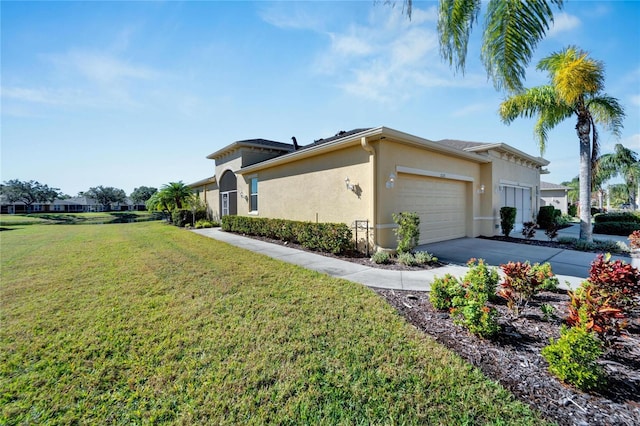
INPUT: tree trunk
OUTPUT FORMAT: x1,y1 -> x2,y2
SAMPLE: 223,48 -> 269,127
577,112 -> 593,242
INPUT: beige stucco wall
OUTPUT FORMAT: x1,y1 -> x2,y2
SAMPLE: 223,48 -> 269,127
374,139 -> 485,248
192,182 -> 220,220
486,150 -> 542,233
238,145 -> 372,224
541,189 -> 568,214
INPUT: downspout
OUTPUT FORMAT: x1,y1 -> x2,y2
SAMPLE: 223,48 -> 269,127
360,136 -> 378,251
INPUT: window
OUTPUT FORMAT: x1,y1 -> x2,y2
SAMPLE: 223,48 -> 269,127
250,177 -> 258,212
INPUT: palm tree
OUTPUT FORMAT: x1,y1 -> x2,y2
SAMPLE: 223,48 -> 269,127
596,144 -> 640,209
399,0 -> 565,93
160,181 -> 192,210
500,46 -> 625,242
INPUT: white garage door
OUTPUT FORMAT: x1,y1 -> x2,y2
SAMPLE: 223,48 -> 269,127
398,175 -> 467,244
500,186 -> 532,230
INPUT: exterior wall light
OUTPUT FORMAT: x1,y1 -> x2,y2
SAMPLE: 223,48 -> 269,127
345,177 -> 355,191
477,184 -> 485,194
386,172 -> 396,189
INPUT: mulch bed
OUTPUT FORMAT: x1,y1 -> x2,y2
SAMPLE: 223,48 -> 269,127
376,289 -> 640,426
226,231 -> 640,424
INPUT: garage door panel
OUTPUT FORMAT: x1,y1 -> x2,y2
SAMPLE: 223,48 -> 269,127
399,175 -> 466,244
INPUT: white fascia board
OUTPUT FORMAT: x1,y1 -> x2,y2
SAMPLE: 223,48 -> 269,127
464,143 -> 549,166
188,176 -> 217,188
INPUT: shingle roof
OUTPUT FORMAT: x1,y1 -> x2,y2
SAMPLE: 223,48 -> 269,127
299,128 -> 372,150
541,181 -> 569,190
236,138 -> 294,150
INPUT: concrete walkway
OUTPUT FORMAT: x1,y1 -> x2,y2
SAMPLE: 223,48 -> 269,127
189,228 -> 618,292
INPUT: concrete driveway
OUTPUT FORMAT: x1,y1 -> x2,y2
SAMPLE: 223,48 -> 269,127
418,236 -> 628,279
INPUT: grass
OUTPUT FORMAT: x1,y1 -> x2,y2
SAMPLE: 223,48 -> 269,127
1,222 -> 547,424
0,211 -> 157,226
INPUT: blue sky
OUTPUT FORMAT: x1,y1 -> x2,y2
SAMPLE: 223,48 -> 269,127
2,0 -> 639,196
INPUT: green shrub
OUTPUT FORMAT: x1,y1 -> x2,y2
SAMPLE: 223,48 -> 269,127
371,251 -> 391,264
429,274 -> 466,310
221,216 -> 352,254
396,252 -> 417,266
194,219 -> 219,229
431,259 -> 500,338
593,221 -> 640,236
594,239 -> 628,254
537,206 -> 557,230
534,263 -> 560,291
591,207 -> 603,216
171,209 -> 207,227
393,212 -> 420,253
453,298 -> 499,338
414,251 -> 438,265
463,258 -> 500,302
573,239 -> 596,252
568,203 -> 577,217
541,326 -> 604,391
557,236 -> 577,245
499,207 -> 517,237
593,212 -> 640,223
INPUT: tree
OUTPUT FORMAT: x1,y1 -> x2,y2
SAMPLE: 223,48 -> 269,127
561,177 -> 579,204
160,181 -> 192,210
500,46 -> 625,242
595,144 -> 640,210
398,0 -> 565,93
130,186 -> 158,206
85,186 -> 127,211
0,179 -> 60,213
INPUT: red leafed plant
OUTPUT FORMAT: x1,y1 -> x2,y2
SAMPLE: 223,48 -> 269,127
588,254 -> 640,310
566,287 -> 626,338
498,261 -> 548,317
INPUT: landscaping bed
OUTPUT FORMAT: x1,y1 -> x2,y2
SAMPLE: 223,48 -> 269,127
376,288 -> 640,426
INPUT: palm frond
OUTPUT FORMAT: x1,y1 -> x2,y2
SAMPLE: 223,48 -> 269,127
438,0 -> 482,75
538,46 -> 605,105
587,95 -> 626,138
482,0 -> 564,93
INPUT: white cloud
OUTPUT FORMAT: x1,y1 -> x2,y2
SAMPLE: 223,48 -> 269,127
547,12 -> 581,37
310,6 -> 486,103
452,103 -> 494,118
48,50 -> 161,84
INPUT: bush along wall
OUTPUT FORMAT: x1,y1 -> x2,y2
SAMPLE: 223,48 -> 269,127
500,207 -> 517,237
221,215 -> 352,254
172,209 -> 208,227
537,206 -> 557,230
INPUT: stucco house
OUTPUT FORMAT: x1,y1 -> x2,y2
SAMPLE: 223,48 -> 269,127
189,127 -> 549,252
540,181 -> 570,215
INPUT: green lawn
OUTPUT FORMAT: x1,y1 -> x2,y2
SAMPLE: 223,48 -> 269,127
0,222 -> 546,424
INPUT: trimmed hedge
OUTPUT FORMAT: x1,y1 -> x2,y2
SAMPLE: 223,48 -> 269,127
537,206 -> 558,230
592,221 -> 640,236
221,215 -> 352,254
500,207 -> 517,237
593,212 -> 640,224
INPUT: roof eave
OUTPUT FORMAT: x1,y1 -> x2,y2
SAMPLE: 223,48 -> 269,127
188,176 -> 217,188
238,126 -> 491,174
464,143 -> 549,167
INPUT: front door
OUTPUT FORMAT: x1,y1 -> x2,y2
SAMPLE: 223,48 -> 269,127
221,192 -> 229,216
